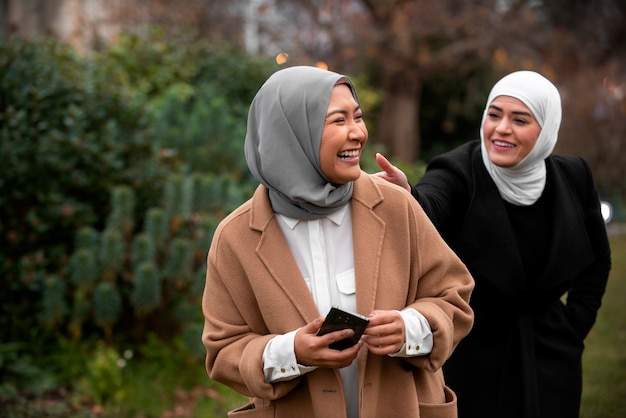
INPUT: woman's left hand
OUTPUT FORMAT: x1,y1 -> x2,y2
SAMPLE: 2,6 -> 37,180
361,310 -> 405,355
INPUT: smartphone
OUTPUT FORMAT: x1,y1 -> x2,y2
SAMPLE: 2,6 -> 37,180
317,306 -> 370,350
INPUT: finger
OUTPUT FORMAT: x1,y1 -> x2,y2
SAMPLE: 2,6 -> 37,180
326,342 -> 362,368
375,152 -> 394,173
322,328 -> 355,347
304,317 -> 324,334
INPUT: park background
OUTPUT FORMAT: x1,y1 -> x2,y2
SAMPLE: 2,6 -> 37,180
1,1 -> 625,417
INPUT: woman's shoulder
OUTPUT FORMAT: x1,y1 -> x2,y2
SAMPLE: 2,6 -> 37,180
550,153 -> 587,167
428,140 -> 481,170
214,185 -> 269,236
355,173 -> 422,209
420,141 -> 482,189
549,154 -> 593,183
548,154 -> 599,206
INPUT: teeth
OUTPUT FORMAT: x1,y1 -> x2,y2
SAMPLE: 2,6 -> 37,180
493,140 -> 514,148
338,150 -> 359,158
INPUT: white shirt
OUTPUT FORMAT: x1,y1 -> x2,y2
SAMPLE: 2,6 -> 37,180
262,203 -> 433,417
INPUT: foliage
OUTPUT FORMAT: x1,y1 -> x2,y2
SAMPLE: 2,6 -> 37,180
0,33 -> 275,415
0,335 -> 246,418
45,172 -> 247,347
419,65 -> 495,162
0,37 -> 165,267
0,37 -> 167,350
95,27 -> 278,178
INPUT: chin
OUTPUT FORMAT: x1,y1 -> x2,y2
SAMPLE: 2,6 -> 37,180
488,153 -> 515,168
492,160 -> 516,168
333,171 -> 361,184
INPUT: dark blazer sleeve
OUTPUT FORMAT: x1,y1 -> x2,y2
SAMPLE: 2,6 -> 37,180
558,156 -> 612,340
409,142 -> 476,236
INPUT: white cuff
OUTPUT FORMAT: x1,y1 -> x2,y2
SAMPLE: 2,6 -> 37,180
262,329 -> 317,383
389,308 -> 433,357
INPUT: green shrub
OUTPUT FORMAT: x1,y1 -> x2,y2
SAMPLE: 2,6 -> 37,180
0,37 -> 167,347
0,31 -> 276,412
0,37 -> 165,267
59,175 -> 228,344
94,28 -> 277,178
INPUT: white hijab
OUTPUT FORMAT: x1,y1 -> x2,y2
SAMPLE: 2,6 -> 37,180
479,71 -> 562,206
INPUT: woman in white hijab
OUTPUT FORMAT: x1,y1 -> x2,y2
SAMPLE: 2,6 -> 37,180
202,66 -> 474,418
375,70 -> 611,418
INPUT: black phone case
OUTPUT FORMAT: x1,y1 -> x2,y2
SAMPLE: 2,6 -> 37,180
317,307 -> 369,350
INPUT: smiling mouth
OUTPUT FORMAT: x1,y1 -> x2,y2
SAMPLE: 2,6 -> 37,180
338,150 -> 359,159
493,140 -> 514,148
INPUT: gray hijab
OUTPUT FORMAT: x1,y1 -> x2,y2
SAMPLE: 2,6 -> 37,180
244,66 -> 358,219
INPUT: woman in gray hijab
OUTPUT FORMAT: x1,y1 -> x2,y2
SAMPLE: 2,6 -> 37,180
202,66 -> 474,418
375,70 -> 611,418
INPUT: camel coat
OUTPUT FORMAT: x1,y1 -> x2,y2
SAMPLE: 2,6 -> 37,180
202,173 -> 474,418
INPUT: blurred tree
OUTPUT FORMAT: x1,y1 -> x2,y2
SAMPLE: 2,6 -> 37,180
266,0 -> 625,193
5,0 -> 623,193
533,0 -> 626,196
352,0 -> 603,162
541,0 -> 626,65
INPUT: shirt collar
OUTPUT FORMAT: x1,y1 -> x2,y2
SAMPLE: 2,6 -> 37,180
278,203 -> 349,230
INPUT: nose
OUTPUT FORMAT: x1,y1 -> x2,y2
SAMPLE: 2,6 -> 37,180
348,121 -> 367,143
495,118 -> 512,134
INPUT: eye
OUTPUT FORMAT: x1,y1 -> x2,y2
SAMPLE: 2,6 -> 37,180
513,117 -> 529,125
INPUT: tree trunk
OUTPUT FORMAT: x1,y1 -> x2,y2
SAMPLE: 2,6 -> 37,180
378,70 -> 422,163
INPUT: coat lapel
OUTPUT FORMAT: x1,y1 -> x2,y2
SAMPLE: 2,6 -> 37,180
455,158 -> 526,299
537,158 -> 594,290
251,185 -> 322,325
351,174 -> 386,316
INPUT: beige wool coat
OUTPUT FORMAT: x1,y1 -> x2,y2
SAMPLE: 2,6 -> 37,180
202,173 -> 474,418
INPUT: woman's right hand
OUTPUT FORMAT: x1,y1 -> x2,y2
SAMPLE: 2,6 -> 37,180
294,317 -> 361,368
373,153 -> 411,192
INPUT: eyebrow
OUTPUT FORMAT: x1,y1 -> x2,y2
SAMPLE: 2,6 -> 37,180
326,105 -> 361,118
488,104 -> 533,118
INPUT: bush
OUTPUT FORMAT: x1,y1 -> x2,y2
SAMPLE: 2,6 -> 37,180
0,35 -> 167,378
0,31 -> 275,413
96,28 -> 278,179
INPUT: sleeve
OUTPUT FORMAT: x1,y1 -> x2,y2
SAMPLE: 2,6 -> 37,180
263,331 -> 317,382
201,218 -> 303,400
564,158 -> 612,340
410,149 -> 471,235
389,308 -> 433,357
399,189 -> 475,372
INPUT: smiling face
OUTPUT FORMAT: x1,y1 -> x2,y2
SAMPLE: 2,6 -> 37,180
482,96 -> 542,168
319,83 -> 368,184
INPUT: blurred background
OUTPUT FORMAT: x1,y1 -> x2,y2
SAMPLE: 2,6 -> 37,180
1,1 -> 624,417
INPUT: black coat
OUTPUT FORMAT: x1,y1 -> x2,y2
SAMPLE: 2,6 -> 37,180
411,141 -> 611,418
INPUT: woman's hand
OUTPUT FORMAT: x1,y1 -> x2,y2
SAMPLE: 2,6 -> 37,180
361,310 -> 405,355
373,153 -> 411,193
294,317 -> 362,368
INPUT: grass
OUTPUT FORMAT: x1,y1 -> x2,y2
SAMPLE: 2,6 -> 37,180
580,233 -> 626,418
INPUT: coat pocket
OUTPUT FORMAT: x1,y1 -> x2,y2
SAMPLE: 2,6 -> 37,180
418,385 -> 458,418
228,400 -> 275,417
